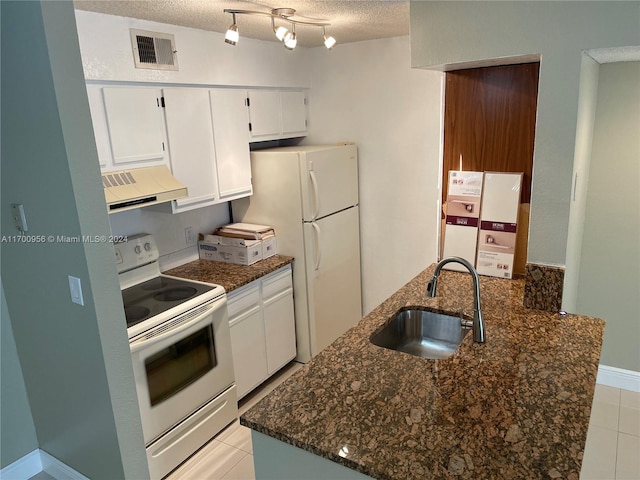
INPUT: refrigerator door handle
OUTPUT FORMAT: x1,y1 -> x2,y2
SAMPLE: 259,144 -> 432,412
309,170 -> 320,221
312,221 -> 322,270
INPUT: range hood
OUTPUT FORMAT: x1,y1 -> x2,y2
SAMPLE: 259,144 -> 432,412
102,165 -> 187,213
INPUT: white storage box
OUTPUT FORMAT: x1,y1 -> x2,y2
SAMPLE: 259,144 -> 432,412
200,233 -> 254,247
261,234 -> 277,259
442,171 -> 484,272
476,172 -> 522,279
198,240 -> 262,265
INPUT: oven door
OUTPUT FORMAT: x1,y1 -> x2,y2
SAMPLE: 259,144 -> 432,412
129,296 -> 235,444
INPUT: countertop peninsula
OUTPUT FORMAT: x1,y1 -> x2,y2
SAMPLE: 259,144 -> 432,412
163,255 -> 294,293
241,264 -> 605,479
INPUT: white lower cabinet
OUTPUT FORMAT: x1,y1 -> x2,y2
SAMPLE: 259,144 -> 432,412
227,265 -> 296,399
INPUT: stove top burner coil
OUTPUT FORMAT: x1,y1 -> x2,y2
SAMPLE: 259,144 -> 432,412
140,278 -> 171,290
125,305 -> 151,324
153,287 -> 198,302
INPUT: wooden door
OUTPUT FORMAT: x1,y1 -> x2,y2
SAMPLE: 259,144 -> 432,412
442,63 -> 539,204
442,63 -> 540,274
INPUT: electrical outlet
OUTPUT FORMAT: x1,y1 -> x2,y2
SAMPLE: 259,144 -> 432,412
185,226 -> 196,246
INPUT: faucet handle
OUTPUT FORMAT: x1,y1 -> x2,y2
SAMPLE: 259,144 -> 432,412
426,276 -> 438,297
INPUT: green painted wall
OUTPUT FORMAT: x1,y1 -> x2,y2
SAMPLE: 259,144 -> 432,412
1,282 -> 38,468
409,1 -> 640,268
576,61 -> 640,372
0,1 -> 148,477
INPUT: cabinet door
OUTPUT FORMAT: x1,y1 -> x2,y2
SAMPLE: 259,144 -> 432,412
228,285 -> 268,399
280,90 -> 307,135
102,87 -> 167,166
263,268 -> 296,374
209,89 -> 252,201
247,90 -> 281,139
163,88 -> 218,211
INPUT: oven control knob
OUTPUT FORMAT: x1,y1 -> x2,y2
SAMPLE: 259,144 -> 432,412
135,245 -> 142,254
144,242 -> 152,252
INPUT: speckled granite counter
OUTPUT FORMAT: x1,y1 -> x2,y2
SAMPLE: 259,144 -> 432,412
241,265 -> 605,479
163,255 -> 294,293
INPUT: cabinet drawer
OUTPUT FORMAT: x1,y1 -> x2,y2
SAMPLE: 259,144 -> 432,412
262,266 -> 293,300
227,283 -> 260,319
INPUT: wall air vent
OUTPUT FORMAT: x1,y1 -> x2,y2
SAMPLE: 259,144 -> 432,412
130,29 -> 178,71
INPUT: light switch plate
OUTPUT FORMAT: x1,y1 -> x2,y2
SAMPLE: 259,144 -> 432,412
68,275 -> 84,306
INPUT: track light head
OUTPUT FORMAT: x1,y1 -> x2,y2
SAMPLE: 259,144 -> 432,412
225,13 -> 238,45
275,26 -> 290,42
284,24 -> 297,50
322,27 -> 336,49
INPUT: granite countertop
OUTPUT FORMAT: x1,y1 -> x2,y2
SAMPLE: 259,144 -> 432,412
163,255 -> 294,293
240,264 -> 605,479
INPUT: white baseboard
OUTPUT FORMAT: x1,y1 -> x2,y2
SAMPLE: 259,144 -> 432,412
40,451 -> 88,480
0,449 -> 41,479
597,364 -> 640,392
0,449 -> 88,480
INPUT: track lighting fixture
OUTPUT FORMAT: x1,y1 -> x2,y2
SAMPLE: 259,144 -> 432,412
224,13 -> 238,45
223,8 -> 336,51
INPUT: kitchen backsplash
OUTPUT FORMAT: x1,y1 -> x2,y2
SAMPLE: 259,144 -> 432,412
109,202 -> 230,270
523,263 -> 565,312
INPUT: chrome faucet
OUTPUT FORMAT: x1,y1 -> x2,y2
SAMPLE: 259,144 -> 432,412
426,257 -> 485,343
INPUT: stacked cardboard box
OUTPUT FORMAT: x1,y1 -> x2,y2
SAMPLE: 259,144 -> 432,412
198,223 -> 277,265
476,173 -> 522,279
441,171 -> 484,272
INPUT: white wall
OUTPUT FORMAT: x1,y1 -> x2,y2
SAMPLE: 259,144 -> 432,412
75,11 -> 446,314
575,61 -> 640,372
75,10 -> 310,87
410,1 -> 640,268
108,203 -> 230,270
74,10 -> 311,265
304,37 -> 443,314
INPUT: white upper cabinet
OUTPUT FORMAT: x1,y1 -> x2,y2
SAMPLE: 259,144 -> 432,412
163,87 -> 219,212
209,89 -> 252,201
247,89 -> 307,142
87,83 -> 254,213
247,90 -> 281,139
87,85 -> 169,171
280,90 -> 307,136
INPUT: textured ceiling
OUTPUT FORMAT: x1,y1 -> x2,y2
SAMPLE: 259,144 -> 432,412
73,0 -> 410,48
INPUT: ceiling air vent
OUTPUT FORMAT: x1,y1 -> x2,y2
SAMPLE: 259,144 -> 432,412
130,29 -> 178,71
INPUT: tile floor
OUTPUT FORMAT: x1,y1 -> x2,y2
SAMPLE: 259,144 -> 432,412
581,384 -> 640,479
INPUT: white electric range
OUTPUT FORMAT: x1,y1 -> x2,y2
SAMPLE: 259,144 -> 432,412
116,233 -> 237,480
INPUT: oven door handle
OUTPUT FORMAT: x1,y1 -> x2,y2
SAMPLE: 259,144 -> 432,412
129,301 -> 220,353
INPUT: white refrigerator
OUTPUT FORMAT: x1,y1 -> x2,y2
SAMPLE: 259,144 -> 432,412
232,144 -> 362,362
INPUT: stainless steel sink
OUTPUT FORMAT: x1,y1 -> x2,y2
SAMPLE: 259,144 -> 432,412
370,308 -> 469,359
